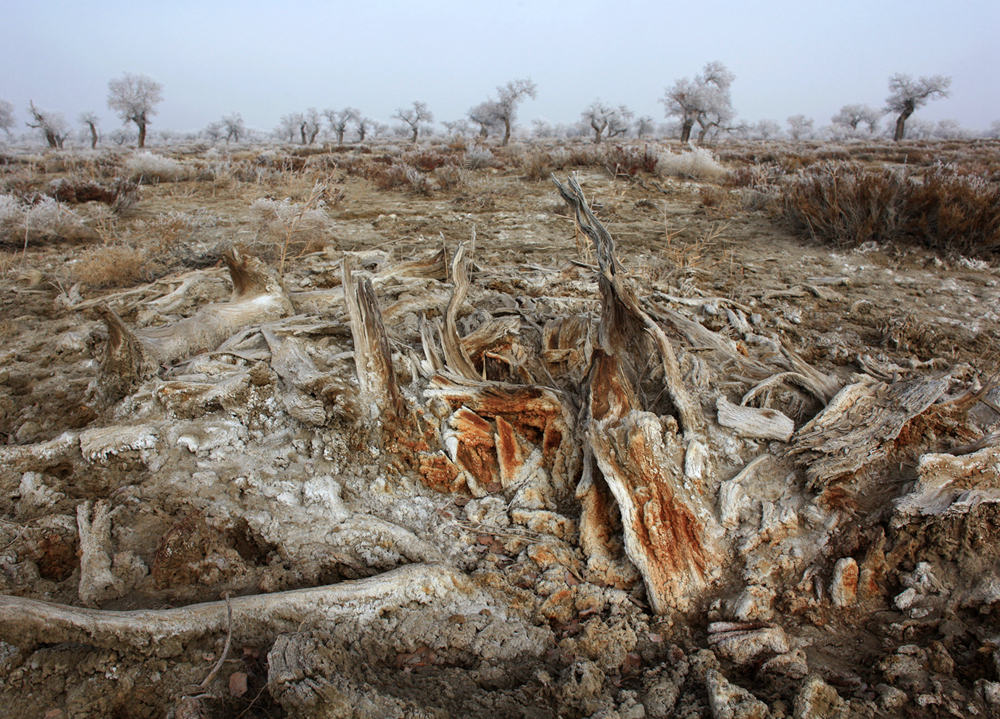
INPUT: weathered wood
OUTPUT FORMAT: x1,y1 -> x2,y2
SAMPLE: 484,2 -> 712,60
342,256 -> 404,422
553,176 -> 721,612
793,374 -> 951,487
441,240 -> 480,380
716,397 -> 795,441
97,248 -> 293,399
0,564 -> 472,654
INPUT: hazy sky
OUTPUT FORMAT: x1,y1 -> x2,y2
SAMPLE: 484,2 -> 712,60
2,0 -> 997,136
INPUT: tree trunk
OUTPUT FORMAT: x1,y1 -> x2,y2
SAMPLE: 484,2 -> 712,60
137,122 -> 146,148
893,111 -> 911,142
680,120 -> 693,144
88,123 -> 98,149
411,127 -> 418,143
502,119 -> 511,146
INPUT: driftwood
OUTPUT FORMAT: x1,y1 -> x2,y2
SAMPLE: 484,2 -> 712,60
0,563 -> 473,654
793,374 -> 951,487
97,248 -> 293,399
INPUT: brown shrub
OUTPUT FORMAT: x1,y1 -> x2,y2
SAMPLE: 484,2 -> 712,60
782,163 -> 1000,257
72,243 -> 148,288
604,145 -> 659,176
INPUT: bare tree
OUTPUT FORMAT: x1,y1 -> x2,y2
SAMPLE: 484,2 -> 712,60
107,73 -> 162,148
222,113 -> 245,143
1,100 -> 16,138
277,114 -> 301,143
786,114 -> 814,140
78,112 -> 100,148
831,104 -> 882,135
323,108 -> 359,144
442,119 -> 472,137
355,115 -> 374,142
394,101 -> 433,143
885,74 -> 950,141
752,119 -> 781,141
581,101 -> 632,143
493,78 -> 537,145
636,116 -> 656,139
299,108 -> 321,144
203,121 -> 224,143
662,61 -> 735,144
26,101 -> 69,148
467,101 -> 501,139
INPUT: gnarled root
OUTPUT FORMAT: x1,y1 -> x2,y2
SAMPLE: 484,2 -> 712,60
0,563 -> 473,655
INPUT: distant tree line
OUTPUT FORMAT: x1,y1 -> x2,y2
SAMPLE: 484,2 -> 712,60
1,67 -> 984,149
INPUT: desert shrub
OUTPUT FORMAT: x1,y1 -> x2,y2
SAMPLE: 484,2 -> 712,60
46,176 -> 140,213
464,146 -> 496,169
604,145 -> 659,176
370,162 -> 432,195
0,194 -> 90,245
250,192 -> 333,262
433,165 -> 468,191
71,243 -> 147,288
406,150 -> 453,173
782,163 -> 1000,257
657,148 -> 727,181
125,152 -> 189,182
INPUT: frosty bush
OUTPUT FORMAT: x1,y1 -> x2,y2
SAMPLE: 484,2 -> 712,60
657,148 -> 727,181
464,146 -> 496,169
250,191 -> 333,266
125,151 -> 189,182
0,193 -> 89,244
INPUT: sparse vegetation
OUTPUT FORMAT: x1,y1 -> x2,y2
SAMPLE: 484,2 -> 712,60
782,162 -> 1000,257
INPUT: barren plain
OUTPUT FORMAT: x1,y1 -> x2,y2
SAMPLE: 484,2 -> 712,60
0,139 -> 999,718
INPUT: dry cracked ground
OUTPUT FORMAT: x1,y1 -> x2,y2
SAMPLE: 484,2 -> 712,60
0,139 -> 999,718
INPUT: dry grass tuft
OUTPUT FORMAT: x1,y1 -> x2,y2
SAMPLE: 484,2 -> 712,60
72,243 -> 148,288
657,148 -> 727,182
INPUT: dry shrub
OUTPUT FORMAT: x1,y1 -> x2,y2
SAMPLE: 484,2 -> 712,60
783,163 -> 1000,257
522,151 -> 552,182
370,162 -> 432,195
433,165 -> 468,191
72,243 -> 147,288
406,150 -> 453,173
46,176 -> 140,213
464,146 -> 497,169
125,152 -> 189,183
698,186 -> 727,208
250,194 -> 333,261
0,194 -> 92,246
604,145 -> 659,176
657,148 -> 727,181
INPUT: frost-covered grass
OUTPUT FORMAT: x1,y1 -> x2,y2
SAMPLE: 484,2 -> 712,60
125,151 -> 190,182
657,147 -> 727,181
0,193 -> 89,244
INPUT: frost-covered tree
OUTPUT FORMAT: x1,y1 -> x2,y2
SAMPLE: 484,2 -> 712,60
78,112 -> 100,148
110,128 -> 135,146
355,115 -> 374,142
786,114 -> 814,140
636,116 -> 656,139
323,108 -> 359,144
988,120 -> 1000,139
1,100 -> 16,138
885,74 -> 950,141
831,104 -> 882,135
932,119 -> 968,140
204,121 -> 224,143
581,101 -> 632,143
26,102 -> 69,148
661,62 -> 735,144
277,114 -> 300,143
394,101 -> 433,143
752,119 -> 781,140
442,119 -> 472,137
493,78 -> 537,145
222,113 -> 245,143
107,73 -> 162,148
467,101 -> 502,139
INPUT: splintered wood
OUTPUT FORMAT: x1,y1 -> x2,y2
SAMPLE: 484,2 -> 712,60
793,374 -> 951,487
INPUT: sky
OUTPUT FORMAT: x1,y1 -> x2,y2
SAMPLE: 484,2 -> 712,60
2,0 -> 998,137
